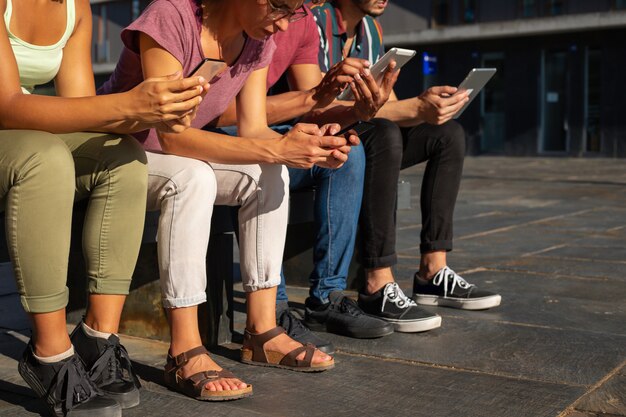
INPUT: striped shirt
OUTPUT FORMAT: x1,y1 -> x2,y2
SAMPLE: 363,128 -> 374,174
308,0 -> 385,73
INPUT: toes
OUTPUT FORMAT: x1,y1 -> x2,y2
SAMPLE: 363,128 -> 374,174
224,379 -> 239,391
231,378 -> 247,390
313,349 -> 332,364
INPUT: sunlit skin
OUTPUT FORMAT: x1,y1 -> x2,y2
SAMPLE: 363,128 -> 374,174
0,0 -> 207,358
152,0 -> 334,394
350,0 -> 388,17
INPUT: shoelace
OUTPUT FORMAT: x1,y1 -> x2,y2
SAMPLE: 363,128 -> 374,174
432,267 -> 474,298
54,355 -> 100,413
89,340 -> 140,389
381,282 -> 417,311
337,296 -> 364,317
277,308 -> 309,337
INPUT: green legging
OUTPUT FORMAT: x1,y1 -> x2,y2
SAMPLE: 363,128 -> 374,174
0,130 -> 148,313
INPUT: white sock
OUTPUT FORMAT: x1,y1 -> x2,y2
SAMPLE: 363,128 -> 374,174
82,321 -> 113,339
33,345 -> 75,364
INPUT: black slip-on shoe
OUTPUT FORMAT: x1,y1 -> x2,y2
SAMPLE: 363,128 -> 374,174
304,291 -> 394,339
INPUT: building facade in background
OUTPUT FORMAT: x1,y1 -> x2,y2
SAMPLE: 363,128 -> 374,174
379,0 -> 626,157
90,0 -> 626,157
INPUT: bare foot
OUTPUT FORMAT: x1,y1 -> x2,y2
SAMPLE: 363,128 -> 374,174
175,351 -> 248,392
262,332 -> 332,364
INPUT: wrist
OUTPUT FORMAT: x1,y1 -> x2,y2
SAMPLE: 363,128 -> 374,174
306,88 -> 321,110
255,137 -> 282,165
116,91 -> 136,121
413,97 -> 426,123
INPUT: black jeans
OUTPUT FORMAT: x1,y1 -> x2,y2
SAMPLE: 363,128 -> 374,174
358,118 -> 466,269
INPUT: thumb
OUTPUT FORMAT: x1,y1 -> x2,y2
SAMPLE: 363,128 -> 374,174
431,85 -> 458,96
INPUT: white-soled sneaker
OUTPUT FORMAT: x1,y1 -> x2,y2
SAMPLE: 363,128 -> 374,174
359,282 -> 442,333
413,267 -> 502,310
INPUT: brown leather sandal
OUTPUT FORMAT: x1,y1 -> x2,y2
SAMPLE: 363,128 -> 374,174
240,327 -> 334,372
163,346 -> 252,401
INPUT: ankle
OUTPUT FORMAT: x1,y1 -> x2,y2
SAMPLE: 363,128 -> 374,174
419,251 -> 447,280
365,267 -> 395,294
31,337 -> 72,358
32,344 -> 74,363
81,321 -> 112,339
169,338 -> 204,357
245,322 -> 276,334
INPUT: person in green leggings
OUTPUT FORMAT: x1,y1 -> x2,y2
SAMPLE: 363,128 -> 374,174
0,0 -> 207,415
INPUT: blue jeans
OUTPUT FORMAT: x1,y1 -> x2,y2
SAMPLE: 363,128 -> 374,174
276,134 -> 365,304
217,125 -> 365,304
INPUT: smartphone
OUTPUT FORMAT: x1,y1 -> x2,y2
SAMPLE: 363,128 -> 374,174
190,58 -> 227,83
337,120 -> 375,137
337,47 -> 417,101
452,68 -> 497,119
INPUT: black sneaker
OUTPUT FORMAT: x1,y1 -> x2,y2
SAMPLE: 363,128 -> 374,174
71,324 -> 140,409
358,282 -> 442,333
413,266 -> 502,310
18,342 -> 121,417
304,291 -> 394,339
276,304 -> 335,355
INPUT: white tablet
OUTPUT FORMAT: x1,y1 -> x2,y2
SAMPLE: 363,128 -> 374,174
337,47 -> 417,101
453,68 -> 497,119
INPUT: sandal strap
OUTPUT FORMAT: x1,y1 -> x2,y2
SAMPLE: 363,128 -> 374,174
279,343 -> 315,367
243,327 -> 286,363
188,369 -> 236,388
167,346 -> 210,370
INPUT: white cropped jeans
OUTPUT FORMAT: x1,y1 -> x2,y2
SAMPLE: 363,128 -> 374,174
145,151 -> 289,308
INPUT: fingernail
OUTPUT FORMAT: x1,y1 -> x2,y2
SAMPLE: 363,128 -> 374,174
198,76 -> 206,83
198,96 -> 202,102
354,73 -> 362,81
365,60 -> 371,67
363,68 -> 371,76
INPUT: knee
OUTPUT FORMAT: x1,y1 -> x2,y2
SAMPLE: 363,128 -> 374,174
258,163 -> 289,191
338,143 -> 365,181
106,136 -> 149,195
17,132 -> 74,184
364,118 -> 403,163
168,159 -> 217,204
438,121 -> 466,160
255,164 -> 289,211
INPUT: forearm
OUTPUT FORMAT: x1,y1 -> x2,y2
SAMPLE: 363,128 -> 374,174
0,92 -> 138,133
376,97 -> 424,127
159,127 -> 281,165
266,90 -> 317,125
301,101 -> 359,128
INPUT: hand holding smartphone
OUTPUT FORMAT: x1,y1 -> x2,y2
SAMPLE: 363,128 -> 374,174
190,58 -> 227,83
337,48 -> 416,101
337,120 -> 375,137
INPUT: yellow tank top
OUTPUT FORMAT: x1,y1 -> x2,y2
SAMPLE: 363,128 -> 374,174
4,0 -> 76,94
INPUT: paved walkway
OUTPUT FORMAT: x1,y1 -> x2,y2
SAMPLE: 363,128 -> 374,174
1,157 -> 625,417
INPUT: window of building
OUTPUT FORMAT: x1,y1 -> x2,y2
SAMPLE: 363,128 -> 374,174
432,0 -> 449,26
520,0 -> 539,17
585,49 -> 602,153
462,0 -> 477,23
91,4 -> 110,63
544,0 -> 565,15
